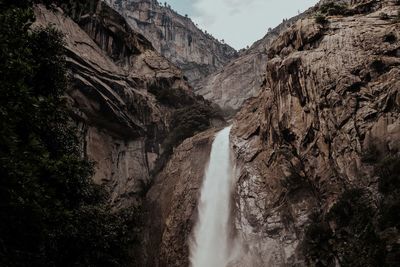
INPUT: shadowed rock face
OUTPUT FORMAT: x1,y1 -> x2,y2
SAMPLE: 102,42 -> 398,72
143,128 -> 220,267
105,0 -> 237,86
231,1 -> 400,265
34,1 -> 220,209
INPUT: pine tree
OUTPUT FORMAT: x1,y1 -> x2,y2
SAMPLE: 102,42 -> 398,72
0,1 -> 138,266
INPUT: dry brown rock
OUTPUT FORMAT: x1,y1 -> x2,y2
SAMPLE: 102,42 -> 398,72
143,128 -> 220,267
105,0 -> 237,85
231,1 -> 400,265
196,8 -> 317,111
34,1 -> 217,209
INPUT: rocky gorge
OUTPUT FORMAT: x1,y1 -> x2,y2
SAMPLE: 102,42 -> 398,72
30,0 -> 400,266
231,0 -> 400,265
34,0 -> 224,210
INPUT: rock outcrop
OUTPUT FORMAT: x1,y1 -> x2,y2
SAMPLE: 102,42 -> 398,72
231,0 -> 400,265
196,8 -> 316,111
105,0 -> 237,85
143,128 -> 221,267
34,0 -> 222,209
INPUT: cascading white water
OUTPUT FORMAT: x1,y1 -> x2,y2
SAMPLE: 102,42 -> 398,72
189,126 -> 235,267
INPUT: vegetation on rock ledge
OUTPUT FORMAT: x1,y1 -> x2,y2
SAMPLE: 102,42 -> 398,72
148,78 -> 224,176
303,154 -> 400,267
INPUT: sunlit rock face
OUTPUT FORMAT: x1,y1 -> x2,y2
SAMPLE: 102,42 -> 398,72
105,0 -> 237,86
231,1 -> 400,265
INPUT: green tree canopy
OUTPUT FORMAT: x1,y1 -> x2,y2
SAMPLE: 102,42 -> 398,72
0,1 -> 137,266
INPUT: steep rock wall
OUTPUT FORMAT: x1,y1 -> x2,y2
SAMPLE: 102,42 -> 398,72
105,0 -> 237,85
231,1 -> 400,265
35,1 -> 221,209
196,7 -> 316,111
143,128 -> 220,267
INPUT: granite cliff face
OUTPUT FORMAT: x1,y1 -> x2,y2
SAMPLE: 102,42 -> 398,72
231,0 -> 400,265
33,0 -> 400,266
34,0 -> 222,209
105,0 -> 237,85
143,128 -> 220,267
196,8 -> 316,111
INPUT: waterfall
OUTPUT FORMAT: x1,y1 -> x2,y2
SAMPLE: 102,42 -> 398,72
189,126 -> 236,267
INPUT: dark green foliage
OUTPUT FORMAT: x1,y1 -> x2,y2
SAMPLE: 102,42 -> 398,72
303,189 -> 384,267
164,104 -> 215,151
315,13 -> 328,25
379,12 -> 390,20
327,189 -> 383,266
375,156 -> 400,266
148,80 -> 196,108
376,156 -> 400,197
376,156 -> 400,230
0,1 -> 136,266
384,33 -> 397,43
303,212 -> 335,267
371,59 -> 387,74
147,77 -> 224,176
280,170 -> 308,196
319,2 -> 348,16
281,128 -> 296,143
302,155 -> 400,267
151,102 -> 223,176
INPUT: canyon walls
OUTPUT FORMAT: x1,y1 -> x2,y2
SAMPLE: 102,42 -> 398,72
144,128 -> 220,267
33,1 -> 400,266
35,0 -> 223,209
105,0 -> 237,85
196,8 -> 317,112
231,0 -> 400,265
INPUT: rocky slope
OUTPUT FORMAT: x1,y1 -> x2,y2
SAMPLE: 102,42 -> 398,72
231,0 -> 400,265
34,0 -> 222,209
196,8 -> 316,111
105,0 -> 237,85
143,128 -> 220,267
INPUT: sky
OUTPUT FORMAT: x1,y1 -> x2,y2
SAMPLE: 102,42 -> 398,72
163,0 -> 319,50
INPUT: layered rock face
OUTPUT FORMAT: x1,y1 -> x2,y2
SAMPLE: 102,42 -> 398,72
143,128 -> 220,267
231,0 -> 400,265
196,8 -> 316,111
105,0 -> 237,85
35,0 -> 220,209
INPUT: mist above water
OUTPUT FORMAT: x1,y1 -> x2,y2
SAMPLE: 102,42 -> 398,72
189,126 -> 239,267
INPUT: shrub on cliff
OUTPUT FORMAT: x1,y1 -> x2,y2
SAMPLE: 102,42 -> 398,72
315,13 -> 328,25
303,155 -> 400,267
303,189 -> 384,266
150,101 -> 223,176
0,1 -> 136,266
167,104 -> 212,147
319,2 -> 348,16
148,80 -> 196,108
148,77 -> 224,176
379,12 -> 390,20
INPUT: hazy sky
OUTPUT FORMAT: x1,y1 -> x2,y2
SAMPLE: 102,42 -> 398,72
164,0 -> 319,50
